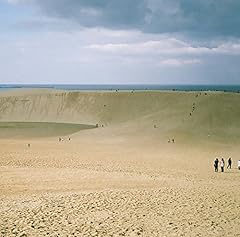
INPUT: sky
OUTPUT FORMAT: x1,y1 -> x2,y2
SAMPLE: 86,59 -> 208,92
1,0 -> 240,84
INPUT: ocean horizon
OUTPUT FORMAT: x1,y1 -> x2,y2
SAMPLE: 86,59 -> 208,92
1,84 -> 240,93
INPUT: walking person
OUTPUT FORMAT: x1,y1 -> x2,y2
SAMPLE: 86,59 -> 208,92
227,157 -> 232,169
220,158 -> 225,172
214,158 -> 219,172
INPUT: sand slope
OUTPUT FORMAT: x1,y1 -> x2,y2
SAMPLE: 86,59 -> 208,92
0,89 -> 240,237
0,122 -> 95,138
1,90 -> 240,142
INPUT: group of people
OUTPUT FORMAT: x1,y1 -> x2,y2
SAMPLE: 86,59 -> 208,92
168,138 -> 175,143
95,124 -> 104,128
214,157 -> 240,172
58,137 -> 71,142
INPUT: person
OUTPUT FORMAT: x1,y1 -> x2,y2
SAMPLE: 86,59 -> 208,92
220,158 -> 225,172
238,160 -> 240,170
227,158 -> 232,169
214,158 -> 219,172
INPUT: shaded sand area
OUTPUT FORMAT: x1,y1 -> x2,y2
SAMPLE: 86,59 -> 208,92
0,89 -> 240,236
0,122 -> 95,138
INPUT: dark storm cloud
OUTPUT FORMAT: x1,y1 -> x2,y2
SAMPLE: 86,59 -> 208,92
29,0 -> 149,29
14,0 -> 240,37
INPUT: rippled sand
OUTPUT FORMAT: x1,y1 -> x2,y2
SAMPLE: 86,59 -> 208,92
0,90 -> 240,236
0,137 -> 240,237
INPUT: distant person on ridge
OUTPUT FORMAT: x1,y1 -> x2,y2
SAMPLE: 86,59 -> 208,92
220,158 -> 225,172
214,158 -> 219,172
227,158 -> 232,169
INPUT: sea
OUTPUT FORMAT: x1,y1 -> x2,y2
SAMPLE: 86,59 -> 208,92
0,84 -> 240,93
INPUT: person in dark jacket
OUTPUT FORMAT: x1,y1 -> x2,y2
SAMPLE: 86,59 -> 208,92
227,158 -> 232,169
214,158 -> 219,172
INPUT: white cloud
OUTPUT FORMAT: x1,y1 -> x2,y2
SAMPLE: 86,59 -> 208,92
1,27 -> 240,84
159,59 -> 201,67
86,39 -> 240,56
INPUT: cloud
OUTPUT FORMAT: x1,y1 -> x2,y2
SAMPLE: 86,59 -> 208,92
6,0 -> 31,5
1,29 -> 240,84
159,59 -> 201,67
86,39 -> 240,56
6,0 -> 240,37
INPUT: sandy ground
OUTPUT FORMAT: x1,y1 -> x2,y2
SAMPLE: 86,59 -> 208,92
0,90 -> 240,236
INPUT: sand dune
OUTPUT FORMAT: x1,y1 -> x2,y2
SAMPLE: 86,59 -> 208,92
0,122 -> 95,138
1,90 -> 240,142
0,89 -> 240,236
